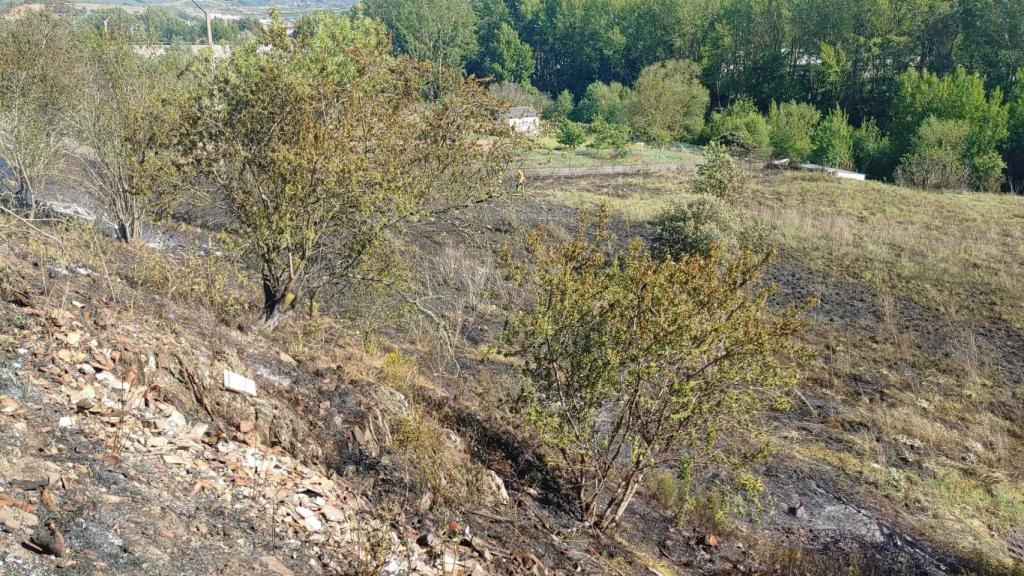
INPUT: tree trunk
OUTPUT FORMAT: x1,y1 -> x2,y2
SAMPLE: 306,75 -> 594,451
261,278 -> 295,329
15,176 -> 34,219
116,218 -> 142,244
597,472 -> 644,531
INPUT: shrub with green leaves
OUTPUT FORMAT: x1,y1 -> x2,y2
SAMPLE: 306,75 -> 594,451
589,117 -> 630,155
502,212 -> 805,530
810,106 -> 855,170
652,195 -> 736,259
651,195 -> 769,260
706,98 -> 771,157
852,119 -> 893,179
895,117 -> 973,190
556,119 -> 587,149
545,89 -> 575,121
691,142 -> 747,200
971,151 -> 1006,192
576,80 -> 629,124
767,100 -> 820,161
625,59 -> 709,144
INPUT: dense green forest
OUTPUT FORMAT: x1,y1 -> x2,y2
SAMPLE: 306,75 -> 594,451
362,0 -> 1024,190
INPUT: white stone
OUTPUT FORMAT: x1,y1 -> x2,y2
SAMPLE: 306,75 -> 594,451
295,507 -> 323,532
224,370 -> 257,397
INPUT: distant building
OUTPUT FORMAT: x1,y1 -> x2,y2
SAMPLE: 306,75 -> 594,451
503,107 -> 541,136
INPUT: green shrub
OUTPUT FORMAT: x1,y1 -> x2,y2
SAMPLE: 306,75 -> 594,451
810,106 -> 855,169
589,117 -> 630,155
652,195 -> 770,260
767,100 -> 820,161
706,98 -> 771,157
625,59 -> 709,144
576,80 -> 629,124
556,119 -> 587,149
971,151 -> 1006,192
852,119 -> 894,179
502,212 -> 804,530
544,89 -> 574,121
652,195 -> 737,259
895,117 -> 972,190
691,142 -> 747,200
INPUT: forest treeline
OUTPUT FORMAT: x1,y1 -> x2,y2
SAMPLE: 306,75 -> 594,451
361,0 -> 1024,190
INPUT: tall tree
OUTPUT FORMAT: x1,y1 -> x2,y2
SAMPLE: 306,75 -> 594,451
187,14 -> 514,326
363,0 -> 479,80
0,11 -> 82,215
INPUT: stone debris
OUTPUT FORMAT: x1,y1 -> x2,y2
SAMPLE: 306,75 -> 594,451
0,283 -> 512,576
223,370 -> 257,397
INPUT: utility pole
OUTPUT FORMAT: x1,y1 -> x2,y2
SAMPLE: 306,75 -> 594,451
190,0 -> 213,46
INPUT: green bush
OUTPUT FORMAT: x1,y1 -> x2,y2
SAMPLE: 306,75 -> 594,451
970,151 -> 1005,192
502,213 -> 803,530
589,117 -> 630,155
556,119 -> 587,149
652,195 -> 737,259
706,98 -> 771,157
691,142 -> 747,200
895,117 -> 972,190
852,119 -> 894,179
545,89 -> 575,120
810,106 -> 855,170
625,59 -> 709,144
576,80 -> 629,124
767,100 -> 820,161
652,194 -> 770,260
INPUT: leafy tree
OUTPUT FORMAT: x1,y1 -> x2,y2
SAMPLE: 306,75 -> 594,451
889,68 -> 1008,165
72,34 -> 187,243
503,211 -> 804,530
363,0 -> 479,80
589,117 -> 630,156
810,106 -> 855,170
556,120 -> 587,149
1006,71 -> 1024,187
767,100 -> 820,161
705,98 -> 771,157
813,42 -> 851,106
895,118 -> 971,190
187,14 -> 513,326
626,59 -> 709,144
0,11 -> 83,215
851,119 -> 894,179
576,80 -> 629,125
545,89 -> 575,121
481,22 -> 534,83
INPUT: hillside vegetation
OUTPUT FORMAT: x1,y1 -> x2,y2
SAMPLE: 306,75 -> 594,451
1,3 -> 1024,576
535,169 -> 1024,568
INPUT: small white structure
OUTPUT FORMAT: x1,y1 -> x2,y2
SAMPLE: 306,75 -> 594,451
503,107 -> 541,136
799,163 -> 867,181
768,159 -> 866,181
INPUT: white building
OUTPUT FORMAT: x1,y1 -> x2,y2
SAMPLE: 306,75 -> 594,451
503,107 -> 541,136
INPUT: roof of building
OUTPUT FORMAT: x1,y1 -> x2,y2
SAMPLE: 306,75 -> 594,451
505,106 -> 539,119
